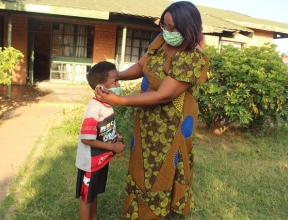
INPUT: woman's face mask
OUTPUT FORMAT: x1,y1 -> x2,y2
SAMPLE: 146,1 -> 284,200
163,30 -> 184,47
107,86 -> 121,96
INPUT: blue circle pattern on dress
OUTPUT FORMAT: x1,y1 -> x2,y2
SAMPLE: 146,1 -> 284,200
181,115 -> 194,139
130,134 -> 135,151
174,150 -> 180,167
141,73 -> 149,92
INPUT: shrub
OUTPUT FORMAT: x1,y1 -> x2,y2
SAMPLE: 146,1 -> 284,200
61,104 -> 86,136
0,47 -> 24,85
199,43 -> 288,133
114,81 -> 140,144
60,81 -> 140,144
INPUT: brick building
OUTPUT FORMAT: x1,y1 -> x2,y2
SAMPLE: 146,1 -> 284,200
0,0 -> 288,85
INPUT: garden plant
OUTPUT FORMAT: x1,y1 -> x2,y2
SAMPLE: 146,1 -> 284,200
0,47 -> 24,85
199,44 -> 288,133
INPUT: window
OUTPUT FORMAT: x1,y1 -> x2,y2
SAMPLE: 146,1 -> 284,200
221,40 -> 245,49
115,28 -> 160,64
50,61 -> 92,82
50,23 -> 94,82
51,23 -> 94,58
0,16 -> 3,48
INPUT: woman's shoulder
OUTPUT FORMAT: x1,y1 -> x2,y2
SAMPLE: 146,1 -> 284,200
172,48 -> 208,67
178,47 -> 205,57
166,48 -> 208,81
147,33 -> 165,55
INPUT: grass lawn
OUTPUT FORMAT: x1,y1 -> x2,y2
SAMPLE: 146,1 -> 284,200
0,105 -> 287,220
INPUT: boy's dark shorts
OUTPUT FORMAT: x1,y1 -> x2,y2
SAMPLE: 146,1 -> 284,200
76,163 -> 109,203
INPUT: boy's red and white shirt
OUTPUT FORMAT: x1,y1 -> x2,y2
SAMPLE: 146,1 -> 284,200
75,98 -> 117,172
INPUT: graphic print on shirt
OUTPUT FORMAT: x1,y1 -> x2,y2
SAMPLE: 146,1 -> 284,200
96,114 -> 117,143
99,120 -> 117,143
90,114 -> 117,171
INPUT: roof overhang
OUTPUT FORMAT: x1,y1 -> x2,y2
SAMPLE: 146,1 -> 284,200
226,19 -> 288,35
274,32 -> 288,39
109,14 -> 159,28
202,14 -> 253,37
0,1 -> 109,20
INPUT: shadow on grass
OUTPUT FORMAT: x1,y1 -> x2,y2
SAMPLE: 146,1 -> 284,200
1,126 -> 129,220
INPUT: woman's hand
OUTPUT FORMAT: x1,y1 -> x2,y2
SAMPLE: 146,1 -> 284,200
95,86 -> 119,104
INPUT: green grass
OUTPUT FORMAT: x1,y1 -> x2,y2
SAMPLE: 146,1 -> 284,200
0,106 -> 287,220
191,126 -> 288,219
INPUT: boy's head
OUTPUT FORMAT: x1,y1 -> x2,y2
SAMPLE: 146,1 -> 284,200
87,61 -> 119,90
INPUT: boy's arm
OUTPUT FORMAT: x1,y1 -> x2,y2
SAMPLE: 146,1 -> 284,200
81,139 -> 125,153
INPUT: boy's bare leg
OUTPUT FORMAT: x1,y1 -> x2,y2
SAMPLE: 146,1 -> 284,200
79,199 -> 91,220
89,197 -> 98,220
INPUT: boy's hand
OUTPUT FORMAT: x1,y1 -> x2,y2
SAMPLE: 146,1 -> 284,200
117,135 -> 124,144
112,142 -> 126,153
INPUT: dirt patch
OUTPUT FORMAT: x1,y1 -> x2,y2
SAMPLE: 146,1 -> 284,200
0,85 -> 50,120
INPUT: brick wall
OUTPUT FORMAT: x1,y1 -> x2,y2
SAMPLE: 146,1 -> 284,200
249,29 -> 274,46
204,35 -> 219,47
94,22 -> 117,63
204,29 -> 274,49
1,13 -> 28,84
0,12 -> 119,84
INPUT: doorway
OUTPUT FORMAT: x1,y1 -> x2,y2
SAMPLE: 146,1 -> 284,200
28,20 -> 94,84
33,21 -> 52,82
28,20 -> 52,83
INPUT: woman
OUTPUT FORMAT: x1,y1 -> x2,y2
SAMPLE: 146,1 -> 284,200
96,1 -> 209,219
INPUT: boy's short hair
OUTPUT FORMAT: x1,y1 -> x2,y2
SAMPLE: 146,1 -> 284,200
86,61 -> 116,90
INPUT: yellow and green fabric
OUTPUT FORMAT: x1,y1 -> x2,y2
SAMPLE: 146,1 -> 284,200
124,33 -> 209,220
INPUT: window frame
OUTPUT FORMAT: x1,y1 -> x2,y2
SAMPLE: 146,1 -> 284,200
115,28 -> 160,64
220,40 -> 246,49
50,22 -> 94,83
51,22 -> 94,62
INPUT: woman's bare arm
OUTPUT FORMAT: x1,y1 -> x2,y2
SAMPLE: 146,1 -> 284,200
96,76 -> 189,107
119,53 -> 149,80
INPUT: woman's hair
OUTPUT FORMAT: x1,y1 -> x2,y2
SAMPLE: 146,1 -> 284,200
86,61 -> 116,90
159,1 -> 203,50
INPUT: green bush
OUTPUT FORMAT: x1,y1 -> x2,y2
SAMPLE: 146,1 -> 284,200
61,104 -> 86,136
199,44 -> 288,132
114,81 -> 140,144
60,82 -> 140,144
0,47 -> 24,85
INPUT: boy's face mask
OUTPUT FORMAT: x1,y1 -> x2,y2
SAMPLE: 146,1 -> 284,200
107,86 -> 121,96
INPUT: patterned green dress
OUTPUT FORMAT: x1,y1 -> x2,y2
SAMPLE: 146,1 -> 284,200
123,34 -> 209,220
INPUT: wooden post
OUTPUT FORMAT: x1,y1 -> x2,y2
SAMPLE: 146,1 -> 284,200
7,13 -> 12,98
120,25 -> 127,71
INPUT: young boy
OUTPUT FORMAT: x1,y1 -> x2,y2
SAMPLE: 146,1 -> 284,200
75,61 -> 126,220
